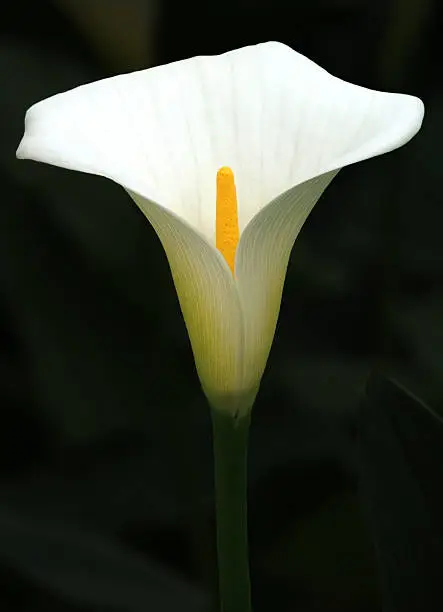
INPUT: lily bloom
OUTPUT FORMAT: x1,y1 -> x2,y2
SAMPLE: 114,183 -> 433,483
16,42 -> 424,417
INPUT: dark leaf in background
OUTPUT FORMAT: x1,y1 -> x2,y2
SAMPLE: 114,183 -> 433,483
0,508 -> 208,612
359,372 -> 443,612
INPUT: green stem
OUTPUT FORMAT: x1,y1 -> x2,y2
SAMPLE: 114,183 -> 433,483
211,408 -> 252,612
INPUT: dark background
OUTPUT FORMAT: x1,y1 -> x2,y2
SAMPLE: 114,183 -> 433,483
1,1 -> 442,611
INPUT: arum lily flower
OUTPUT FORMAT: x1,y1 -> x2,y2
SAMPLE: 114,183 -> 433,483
16,42 -> 424,417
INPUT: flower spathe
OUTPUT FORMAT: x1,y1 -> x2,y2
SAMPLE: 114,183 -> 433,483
16,42 -> 424,416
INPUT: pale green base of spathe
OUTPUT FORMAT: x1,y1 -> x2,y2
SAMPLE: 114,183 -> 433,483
206,386 -> 259,419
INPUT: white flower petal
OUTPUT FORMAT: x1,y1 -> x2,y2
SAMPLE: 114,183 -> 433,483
128,192 -> 247,407
16,41 -> 424,411
235,171 -> 337,391
232,44 -> 423,393
16,42 -> 423,248
255,43 -> 423,183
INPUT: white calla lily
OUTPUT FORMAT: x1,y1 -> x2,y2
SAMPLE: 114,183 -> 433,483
16,41 -> 424,416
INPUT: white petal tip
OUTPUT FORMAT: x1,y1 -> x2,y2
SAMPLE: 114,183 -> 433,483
16,106 -> 42,161
16,139 -> 26,160
406,96 -> 425,137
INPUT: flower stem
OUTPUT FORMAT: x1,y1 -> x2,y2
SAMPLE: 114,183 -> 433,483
211,408 -> 252,612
